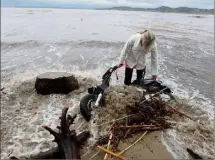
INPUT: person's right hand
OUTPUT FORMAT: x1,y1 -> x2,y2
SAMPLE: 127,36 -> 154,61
117,63 -> 124,68
151,75 -> 157,81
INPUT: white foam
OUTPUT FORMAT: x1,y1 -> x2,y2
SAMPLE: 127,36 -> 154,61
55,52 -> 64,58
47,46 -> 56,52
45,56 -> 52,63
161,130 -> 189,159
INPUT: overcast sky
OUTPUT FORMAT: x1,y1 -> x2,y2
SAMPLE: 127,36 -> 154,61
2,0 -> 214,9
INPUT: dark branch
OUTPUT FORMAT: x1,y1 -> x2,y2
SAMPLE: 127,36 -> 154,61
60,106 -> 69,134
43,126 -> 59,138
67,115 -> 77,126
77,131 -> 90,146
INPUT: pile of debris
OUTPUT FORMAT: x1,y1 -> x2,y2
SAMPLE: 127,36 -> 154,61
91,88 -> 194,160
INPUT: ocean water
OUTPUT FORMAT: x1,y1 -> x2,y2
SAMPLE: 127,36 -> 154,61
1,8 -> 214,159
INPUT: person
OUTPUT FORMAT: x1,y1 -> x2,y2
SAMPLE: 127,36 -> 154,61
117,29 -> 158,85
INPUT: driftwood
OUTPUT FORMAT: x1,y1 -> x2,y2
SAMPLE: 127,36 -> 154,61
39,106 -> 90,159
11,106 -> 90,159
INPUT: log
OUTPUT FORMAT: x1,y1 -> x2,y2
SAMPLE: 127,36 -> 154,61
35,72 -> 79,95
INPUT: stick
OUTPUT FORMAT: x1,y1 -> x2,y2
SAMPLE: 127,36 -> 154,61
81,151 -> 89,158
153,97 -> 194,121
43,126 -> 59,138
124,129 -> 131,138
89,150 -> 101,160
140,87 -> 168,105
118,131 -> 148,155
96,114 -> 135,127
60,106 -> 70,134
120,126 -> 162,130
89,144 -> 108,160
96,145 -> 127,160
119,125 -> 156,128
104,132 -> 113,160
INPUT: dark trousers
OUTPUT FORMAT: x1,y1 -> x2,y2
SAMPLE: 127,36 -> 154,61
124,67 -> 146,85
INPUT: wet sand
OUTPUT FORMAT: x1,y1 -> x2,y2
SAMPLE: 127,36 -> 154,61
82,131 -> 173,160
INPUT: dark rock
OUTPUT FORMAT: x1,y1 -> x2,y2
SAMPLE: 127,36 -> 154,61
190,15 -> 204,18
35,72 -> 79,95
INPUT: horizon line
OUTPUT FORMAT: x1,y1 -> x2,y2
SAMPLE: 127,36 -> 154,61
1,5 -> 214,10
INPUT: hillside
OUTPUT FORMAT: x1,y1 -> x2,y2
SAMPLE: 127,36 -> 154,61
97,6 -> 214,14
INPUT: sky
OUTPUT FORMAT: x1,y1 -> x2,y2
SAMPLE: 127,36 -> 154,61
1,0 -> 214,9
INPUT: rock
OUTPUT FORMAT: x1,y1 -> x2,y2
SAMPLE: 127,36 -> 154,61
193,15 -> 204,18
35,72 -> 79,95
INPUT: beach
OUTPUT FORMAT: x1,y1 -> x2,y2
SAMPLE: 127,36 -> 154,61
1,8 -> 214,159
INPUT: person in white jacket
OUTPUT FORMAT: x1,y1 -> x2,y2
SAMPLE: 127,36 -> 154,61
117,29 -> 158,85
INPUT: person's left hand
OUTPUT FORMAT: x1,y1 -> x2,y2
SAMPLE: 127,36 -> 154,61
117,63 -> 124,68
151,75 -> 157,81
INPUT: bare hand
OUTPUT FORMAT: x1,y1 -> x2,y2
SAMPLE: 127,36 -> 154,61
117,63 -> 124,68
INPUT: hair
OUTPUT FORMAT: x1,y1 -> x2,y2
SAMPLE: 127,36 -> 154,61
137,29 -> 155,51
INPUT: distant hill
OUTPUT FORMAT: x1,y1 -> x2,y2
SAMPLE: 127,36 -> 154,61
96,6 -> 214,14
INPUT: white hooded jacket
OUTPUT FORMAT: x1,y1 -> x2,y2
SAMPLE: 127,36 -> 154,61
119,33 -> 158,76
